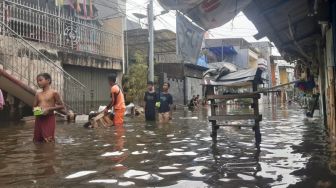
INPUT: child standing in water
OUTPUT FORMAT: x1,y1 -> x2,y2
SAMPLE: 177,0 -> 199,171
33,73 -> 64,143
158,82 -> 173,123
144,81 -> 157,121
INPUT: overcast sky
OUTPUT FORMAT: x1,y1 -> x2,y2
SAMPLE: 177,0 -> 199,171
126,0 -> 279,55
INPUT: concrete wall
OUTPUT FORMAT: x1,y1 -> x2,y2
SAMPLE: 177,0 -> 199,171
234,48 -> 249,69
102,17 -> 124,60
155,52 -> 178,63
63,65 -> 121,112
0,35 -> 64,96
185,77 -> 203,101
58,51 -> 122,70
165,76 -> 184,105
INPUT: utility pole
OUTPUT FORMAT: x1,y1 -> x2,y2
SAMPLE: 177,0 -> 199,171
147,0 -> 154,82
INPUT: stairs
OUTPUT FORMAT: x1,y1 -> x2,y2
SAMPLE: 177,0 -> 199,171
0,21 -> 87,114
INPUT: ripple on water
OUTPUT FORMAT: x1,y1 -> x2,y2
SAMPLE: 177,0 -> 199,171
135,174 -> 164,181
159,166 -> 179,170
123,170 -> 148,178
101,151 -> 124,157
159,171 -> 182,175
221,154 -> 235,158
193,156 -> 212,162
186,166 -> 207,177
166,151 -> 198,156
118,181 -> 135,186
237,173 -> 255,181
173,148 -> 184,152
65,171 -> 97,179
140,160 -> 151,163
89,179 -> 117,183
123,170 -> 164,181
131,151 -> 148,155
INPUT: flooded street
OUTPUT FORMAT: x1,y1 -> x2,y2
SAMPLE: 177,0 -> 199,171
0,104 -> 335,188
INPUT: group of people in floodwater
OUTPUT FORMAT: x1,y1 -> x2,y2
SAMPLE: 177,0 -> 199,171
19,72 -> 175,143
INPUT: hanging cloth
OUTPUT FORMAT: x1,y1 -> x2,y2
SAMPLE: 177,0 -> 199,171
67,0 -> 75,9
76,0 -> 81,13
83,0 -> 87,17
89,0 -> 93,18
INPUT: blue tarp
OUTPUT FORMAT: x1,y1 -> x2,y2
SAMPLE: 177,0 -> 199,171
206,46 -> 237,61
196,55 -> 208,68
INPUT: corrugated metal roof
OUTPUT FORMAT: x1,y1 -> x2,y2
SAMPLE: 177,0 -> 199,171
243,0 -> 326,61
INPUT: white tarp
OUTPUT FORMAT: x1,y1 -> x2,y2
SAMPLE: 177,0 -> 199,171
159,0 -> 252,30
202,68 -> 261,87
176,13 -> 205,64
158,0 -> 203,10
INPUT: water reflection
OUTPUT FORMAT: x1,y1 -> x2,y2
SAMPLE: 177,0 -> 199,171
0,105 -> 335,187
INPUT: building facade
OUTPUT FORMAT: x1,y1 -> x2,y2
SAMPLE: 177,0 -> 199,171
126,28 -> 208,105
0,0 -> 124,119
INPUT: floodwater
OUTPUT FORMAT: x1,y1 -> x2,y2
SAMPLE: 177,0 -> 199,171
0,104 -> 335,188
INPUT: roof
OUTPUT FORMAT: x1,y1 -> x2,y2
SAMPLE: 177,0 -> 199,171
243,0 -> 328,61
205,38 -> 251,48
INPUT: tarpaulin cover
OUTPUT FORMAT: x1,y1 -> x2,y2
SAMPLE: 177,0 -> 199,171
158,0 -> 252,30
203,68 -> 263,87
176,12 -> 205,64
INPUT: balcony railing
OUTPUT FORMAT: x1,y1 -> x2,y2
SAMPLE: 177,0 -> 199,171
0,20 -> 87,113
0,0 -> 122,58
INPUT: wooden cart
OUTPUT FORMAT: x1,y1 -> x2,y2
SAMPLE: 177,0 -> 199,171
203,68 -> 263,148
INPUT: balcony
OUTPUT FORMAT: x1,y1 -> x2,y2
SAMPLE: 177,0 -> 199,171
0,0 -> 122,59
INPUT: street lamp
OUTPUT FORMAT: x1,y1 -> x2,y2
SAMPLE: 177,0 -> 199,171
132,13 -> 146,28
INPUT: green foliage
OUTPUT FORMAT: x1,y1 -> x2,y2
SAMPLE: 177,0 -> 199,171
125,51 -> 148,105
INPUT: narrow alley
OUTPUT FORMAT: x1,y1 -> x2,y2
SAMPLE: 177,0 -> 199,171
0,104 -> 335,187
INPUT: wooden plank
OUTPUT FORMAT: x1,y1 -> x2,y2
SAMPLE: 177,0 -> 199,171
207,93 -> 260,100
208,114 -> 262,121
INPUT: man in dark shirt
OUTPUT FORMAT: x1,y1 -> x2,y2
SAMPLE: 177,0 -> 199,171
158,82 -> 173,123
144,81 -> 157,121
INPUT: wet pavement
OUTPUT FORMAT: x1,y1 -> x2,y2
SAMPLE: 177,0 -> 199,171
0,104 -> 335,188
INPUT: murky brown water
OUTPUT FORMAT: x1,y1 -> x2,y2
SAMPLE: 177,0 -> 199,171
0,104 -> 335,188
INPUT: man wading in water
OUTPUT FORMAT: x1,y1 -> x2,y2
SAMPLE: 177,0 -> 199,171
104,73 -> 126,126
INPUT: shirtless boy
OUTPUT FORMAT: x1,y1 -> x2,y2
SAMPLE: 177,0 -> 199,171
33,73 -> 64,143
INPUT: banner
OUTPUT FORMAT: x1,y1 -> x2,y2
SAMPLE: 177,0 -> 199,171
176,13 -> 205,64
159,0 -> 252,30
